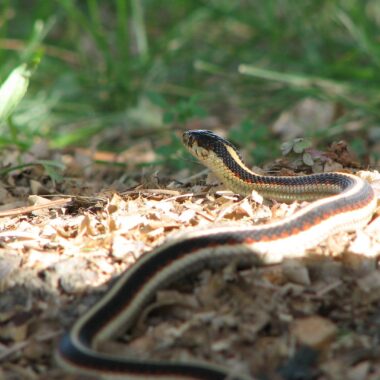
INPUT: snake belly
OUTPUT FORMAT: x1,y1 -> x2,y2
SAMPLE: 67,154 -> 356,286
56,130 -> 376,380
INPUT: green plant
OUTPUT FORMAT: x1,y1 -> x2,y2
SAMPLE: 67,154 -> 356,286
229,120 -> 279,165
0,19 -> 49,148
1,0 -> 380,164
145,93 -> 208,169
148,92 -> 207,125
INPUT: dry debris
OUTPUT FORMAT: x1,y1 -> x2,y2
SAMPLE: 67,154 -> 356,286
0,145 -> 379,380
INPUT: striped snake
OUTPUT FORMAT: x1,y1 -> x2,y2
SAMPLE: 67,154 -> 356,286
56,130 -> 376,379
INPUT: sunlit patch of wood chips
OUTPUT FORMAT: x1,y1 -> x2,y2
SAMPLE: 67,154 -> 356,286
0,160 -> 380,380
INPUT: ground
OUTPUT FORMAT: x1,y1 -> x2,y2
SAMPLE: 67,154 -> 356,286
0,142 -> 380,380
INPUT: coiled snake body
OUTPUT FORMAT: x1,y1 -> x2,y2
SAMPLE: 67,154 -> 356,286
57,130 -> 376,380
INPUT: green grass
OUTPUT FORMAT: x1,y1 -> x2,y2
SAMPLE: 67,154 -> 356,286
1,0 -> 380,168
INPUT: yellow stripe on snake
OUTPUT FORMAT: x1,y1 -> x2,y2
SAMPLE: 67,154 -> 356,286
56,130 -> 376,380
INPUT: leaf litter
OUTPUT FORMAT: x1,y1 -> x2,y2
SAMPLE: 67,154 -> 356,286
0,142 -> 379,380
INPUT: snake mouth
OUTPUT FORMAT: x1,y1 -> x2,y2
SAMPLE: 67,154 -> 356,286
182,131 -> 195,148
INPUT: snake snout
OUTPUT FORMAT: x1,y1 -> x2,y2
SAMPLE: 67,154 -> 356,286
182,131 -> 194,148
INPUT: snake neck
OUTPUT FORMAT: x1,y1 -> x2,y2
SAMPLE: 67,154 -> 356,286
208,143 -> 354,202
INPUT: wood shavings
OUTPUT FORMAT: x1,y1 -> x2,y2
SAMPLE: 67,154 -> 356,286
0,151 -> 379,379
292,316 -> 337,349
282,260 -> 310,286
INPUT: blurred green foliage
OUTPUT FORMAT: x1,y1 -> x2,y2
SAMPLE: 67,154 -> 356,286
1,0 -> 380,167
229,120 -> 278,164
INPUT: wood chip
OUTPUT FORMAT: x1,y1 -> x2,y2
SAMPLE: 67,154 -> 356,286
291,316 -> 337,349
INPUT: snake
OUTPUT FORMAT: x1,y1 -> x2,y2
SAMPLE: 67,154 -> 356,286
56,130 -> 377,380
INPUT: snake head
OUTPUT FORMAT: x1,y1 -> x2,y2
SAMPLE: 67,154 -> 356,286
182,130 -> 239,162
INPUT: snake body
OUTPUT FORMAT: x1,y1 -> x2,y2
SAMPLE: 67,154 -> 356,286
56,130 -> 376,379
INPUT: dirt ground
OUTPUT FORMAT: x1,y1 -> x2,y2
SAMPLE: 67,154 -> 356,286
0,142 -> 380,380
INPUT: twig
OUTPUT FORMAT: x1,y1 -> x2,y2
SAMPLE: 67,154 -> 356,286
0,198 -> 71,218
